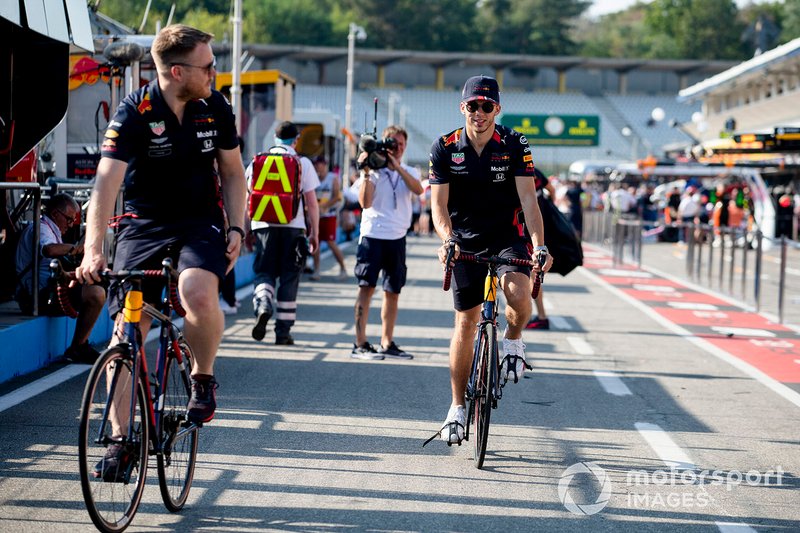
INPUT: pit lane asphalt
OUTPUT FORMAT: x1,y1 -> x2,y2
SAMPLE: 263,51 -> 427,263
0,235 -> 798,532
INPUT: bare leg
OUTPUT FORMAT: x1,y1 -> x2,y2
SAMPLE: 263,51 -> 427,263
380,290 -> 399,347
354,285 -> 376,346
501,272 -> 532,339
108,314 -> 153,438
328,239 -> 346,271
534,288 -> 547,319
70,285 -> 106,346
179,268 -> 223,376
450,306 -> 480,406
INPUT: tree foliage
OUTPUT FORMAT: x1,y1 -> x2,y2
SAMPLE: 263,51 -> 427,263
94,0 -> 798,61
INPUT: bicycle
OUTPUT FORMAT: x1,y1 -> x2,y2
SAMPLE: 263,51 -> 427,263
438,247 -> 546,469
52,258 -> 200,532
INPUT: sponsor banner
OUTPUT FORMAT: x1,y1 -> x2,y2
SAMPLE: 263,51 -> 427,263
501,114 -> 599,146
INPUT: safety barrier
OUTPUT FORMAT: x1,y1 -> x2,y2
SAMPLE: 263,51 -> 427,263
583,210 -> 798,324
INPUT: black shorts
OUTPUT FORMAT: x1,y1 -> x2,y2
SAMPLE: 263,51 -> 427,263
354,236 -> 407,293
451,242 -> 532,311
110,220 -> 227,315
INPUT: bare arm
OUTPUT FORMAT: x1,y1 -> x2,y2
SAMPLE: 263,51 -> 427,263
217,147 -> 247,272
358,170 -> 376,209
304,190 -> 320,254
75,157 -> 127,283
516,175 -> 553,272
431,182 -> 460,266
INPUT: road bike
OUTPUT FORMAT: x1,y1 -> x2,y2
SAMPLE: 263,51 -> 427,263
53,258 -> 200,532
441,248 -> 546,468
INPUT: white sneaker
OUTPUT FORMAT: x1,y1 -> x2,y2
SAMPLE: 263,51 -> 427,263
501,338 -> 530,384
219,299 -> 238,315
440,405 -> 466,444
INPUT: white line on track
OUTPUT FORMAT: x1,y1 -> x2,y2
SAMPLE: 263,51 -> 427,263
593,370 -> 632,396
0,365 -> 90,414
566,336 -> 594,355
716,522 -> 757,532
579,266 -> 800,409
635,422 -> 695,470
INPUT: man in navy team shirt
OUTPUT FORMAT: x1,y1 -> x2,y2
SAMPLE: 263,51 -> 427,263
77,25 -> 246,477
428,75 -> 553,445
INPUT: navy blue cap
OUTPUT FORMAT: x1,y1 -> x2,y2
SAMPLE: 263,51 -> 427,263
461,75 -> 500,104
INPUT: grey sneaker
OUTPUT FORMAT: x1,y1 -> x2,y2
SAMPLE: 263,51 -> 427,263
351,342 -> 384,360
379,341 -> 413,359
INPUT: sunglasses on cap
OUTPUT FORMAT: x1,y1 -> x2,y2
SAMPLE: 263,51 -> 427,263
465,101 -> 496,113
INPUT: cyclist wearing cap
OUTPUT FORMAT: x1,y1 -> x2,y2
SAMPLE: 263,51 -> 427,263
429,75 -> 553,444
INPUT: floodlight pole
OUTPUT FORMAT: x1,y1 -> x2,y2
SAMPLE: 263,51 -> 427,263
344,23 -> 365,180
230,0 -> 243,136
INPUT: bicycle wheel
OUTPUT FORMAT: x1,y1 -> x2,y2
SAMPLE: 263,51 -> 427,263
472,323 -> 494,468
157,339 -> 199,512
78,346 -> 149,533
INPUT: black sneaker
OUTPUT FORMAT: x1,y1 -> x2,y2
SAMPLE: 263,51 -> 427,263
351,342 -> 384,360
379,341 -> 414,359
64,343 -> 100,364
93,442 -> 135,482
187,375 -> 218,423
252,302 -> 273,341
275,334 -> 294,345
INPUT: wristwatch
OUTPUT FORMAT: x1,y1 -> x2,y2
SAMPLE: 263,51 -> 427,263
533,245 -> 548,253
227,226 -> 246,240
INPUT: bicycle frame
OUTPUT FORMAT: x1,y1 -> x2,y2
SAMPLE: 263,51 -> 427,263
466,263 -> 502,406
95,276 -> 196,459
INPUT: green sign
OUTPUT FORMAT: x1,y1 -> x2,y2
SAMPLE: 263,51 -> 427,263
501,114 -> 600,146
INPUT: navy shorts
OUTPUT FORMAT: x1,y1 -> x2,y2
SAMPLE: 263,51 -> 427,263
109,219 -> 227,315
451,242 -> 532,311
354,236 -> 407,293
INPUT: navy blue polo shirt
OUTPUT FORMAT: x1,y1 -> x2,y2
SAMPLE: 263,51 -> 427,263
100,80 -> 238,227
429,124 -> 535,250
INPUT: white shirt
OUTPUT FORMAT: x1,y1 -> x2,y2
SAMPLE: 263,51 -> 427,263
15,214 -> 61,293
247,145 -> 320,230
358,164 -> 420,240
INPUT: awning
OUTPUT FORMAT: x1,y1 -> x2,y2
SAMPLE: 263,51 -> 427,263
1,0 -> 94,52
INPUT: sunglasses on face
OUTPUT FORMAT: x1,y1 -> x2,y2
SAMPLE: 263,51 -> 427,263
465,101 -> 496,113
171,58 -> 217,75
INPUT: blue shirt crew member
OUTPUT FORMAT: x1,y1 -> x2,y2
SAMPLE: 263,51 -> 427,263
428,75 -> 552,446
78,25 -> 247,431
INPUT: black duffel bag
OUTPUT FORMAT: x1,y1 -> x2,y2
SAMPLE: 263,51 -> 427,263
537,195 -> 583,276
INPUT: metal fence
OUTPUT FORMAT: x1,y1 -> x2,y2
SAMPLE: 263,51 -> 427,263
583,210 -> 800,325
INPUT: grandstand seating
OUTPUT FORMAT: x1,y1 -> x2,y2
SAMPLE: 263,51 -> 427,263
295,85 -> 699,170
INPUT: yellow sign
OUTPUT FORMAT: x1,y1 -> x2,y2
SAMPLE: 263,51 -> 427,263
252,195 -> 288,224
254,155 -> 292,192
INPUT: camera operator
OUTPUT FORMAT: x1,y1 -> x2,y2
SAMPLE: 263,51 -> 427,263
351,125 -> 423,360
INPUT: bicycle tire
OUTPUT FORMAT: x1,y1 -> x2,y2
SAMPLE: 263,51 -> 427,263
472,323 -> 494,468
78,346 -> 149,533
157,339 -> 199,512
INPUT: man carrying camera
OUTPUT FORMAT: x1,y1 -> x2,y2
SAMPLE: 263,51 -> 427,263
351,125 -> 424,360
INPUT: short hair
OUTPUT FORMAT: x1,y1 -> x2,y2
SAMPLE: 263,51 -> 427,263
382,125 -> 407,141
151,24 -> 214,71
45,193 -> 78,216
275,121 -> 299,141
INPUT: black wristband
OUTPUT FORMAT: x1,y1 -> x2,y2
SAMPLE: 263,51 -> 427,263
227,226 -> 246,240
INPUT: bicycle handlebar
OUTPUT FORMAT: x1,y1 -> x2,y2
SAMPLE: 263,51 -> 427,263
49,258 -> 186,318
441,248 -> 547,299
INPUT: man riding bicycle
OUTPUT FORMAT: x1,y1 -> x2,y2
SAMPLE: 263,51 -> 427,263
76,25 -> 247,475
429,75 -> 553,444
